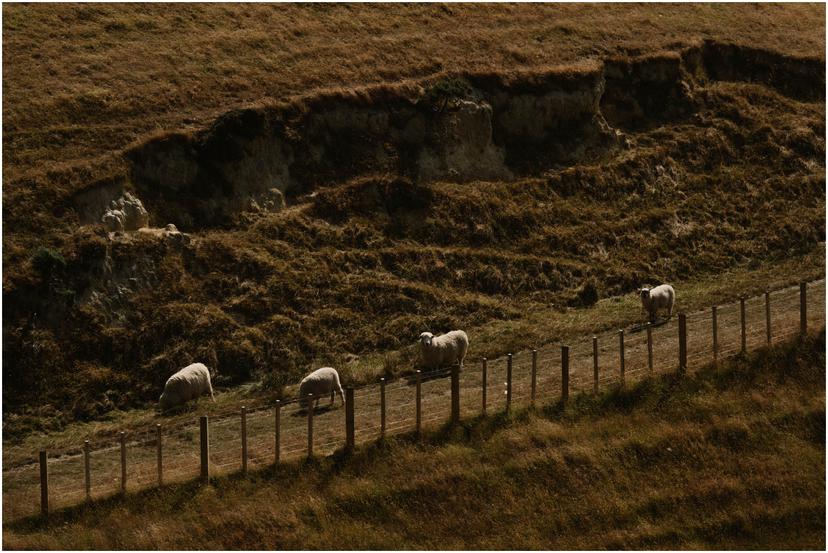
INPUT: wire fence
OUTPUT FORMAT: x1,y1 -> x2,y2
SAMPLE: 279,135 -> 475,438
4,278 -> 824,520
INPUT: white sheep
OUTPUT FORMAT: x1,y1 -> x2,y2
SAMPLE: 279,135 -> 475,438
638,284 -> 676,322
158,363 -> 215,410
418,330 -> 469,370
299,367 -> 344,409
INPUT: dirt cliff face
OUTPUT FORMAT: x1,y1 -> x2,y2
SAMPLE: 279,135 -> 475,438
122,41 -> 824,231
2,40 -> 825,432
122,63 -> 614,229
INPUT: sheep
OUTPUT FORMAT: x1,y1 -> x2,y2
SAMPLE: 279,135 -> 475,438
418,330 -> 469,370
638,284 -> 676,323
298,367 -> 344,410
159,363 -> 215,411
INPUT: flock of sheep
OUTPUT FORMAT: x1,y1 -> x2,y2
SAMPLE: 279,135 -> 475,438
158,284 -> 674,411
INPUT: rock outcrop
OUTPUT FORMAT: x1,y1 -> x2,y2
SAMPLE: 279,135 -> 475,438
418,99 -> 512,182
101,192 -> 149,232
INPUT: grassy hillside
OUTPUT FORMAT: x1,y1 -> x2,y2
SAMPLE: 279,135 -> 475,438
4,73 -> 824,429
5,332 -> 824,549
3,4 -> 823,180
2,4 -> 824,252
2,5 -> 825,436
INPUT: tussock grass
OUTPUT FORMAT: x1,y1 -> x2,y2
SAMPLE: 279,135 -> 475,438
5,332 -> 824,549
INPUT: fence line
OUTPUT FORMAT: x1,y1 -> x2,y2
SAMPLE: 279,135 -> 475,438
5,278 -> 824,520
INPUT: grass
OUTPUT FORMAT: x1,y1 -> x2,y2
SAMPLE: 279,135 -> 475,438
3,65 -> 825,434
2,5 -> 825,452
4,248 -> 821,463
3,4 -> 823,181
3,8 -> 824,548
4,331 -> 824,549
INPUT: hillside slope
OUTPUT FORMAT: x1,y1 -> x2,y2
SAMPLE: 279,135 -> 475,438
3,4 -> 823,180
4,332 -> 824,549
2,5 -> 825,436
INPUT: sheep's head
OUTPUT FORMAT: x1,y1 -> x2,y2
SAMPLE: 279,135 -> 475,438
638,287 -> 651,300
419,332 -> 434,347
158,391 -> 176,411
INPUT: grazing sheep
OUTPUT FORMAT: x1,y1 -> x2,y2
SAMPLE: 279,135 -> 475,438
638,284 -> 676,322
418,330 -> 469,370
159,363 -> 215,411
299,367 -> 344,409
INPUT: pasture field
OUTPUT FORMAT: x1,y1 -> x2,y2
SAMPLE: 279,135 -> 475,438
2,5 -> 826,546
4,332 -> 825,549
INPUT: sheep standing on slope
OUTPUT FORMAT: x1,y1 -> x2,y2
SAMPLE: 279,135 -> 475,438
638,284 -> 676,323
299,367 -> 344,410
418,330 -> 469,370
159,363 -> 215,411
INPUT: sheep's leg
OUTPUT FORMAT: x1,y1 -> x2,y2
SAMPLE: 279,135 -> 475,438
330,389 -> 335,405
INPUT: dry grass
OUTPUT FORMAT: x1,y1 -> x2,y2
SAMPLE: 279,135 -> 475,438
3,254 -> 821,463
4,65 -> 825,432
4,332 -> 824,550
3,4 -> 824,180
2,5 -> 825,449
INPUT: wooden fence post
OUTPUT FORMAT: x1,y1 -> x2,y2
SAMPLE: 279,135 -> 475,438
345,387 -> 355,452
800,281 -> 807,335
506,354 -> 513,413
679,313 -> 687,372
647,323 -> 653,372
592,336 -> 599,393
156,424 -> 162,487
530,349 -> 538,405
765,291 -> 772,344
481,358 -> 488,415
307,395 -> 314,459
274,400 -> 281,464
450,364 -> 460,424
380,378 -> 386,439
712,305 -> 718,366
84,440 -> 91,501
740,297 -> 747,353
119,431 -> 127,494
415,370 -> 422,438
39,450 -> 48,517
241,406 -> 248,474
561,345 -> 570,403
618,330 -> 625,385
200,416 -> 209,482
